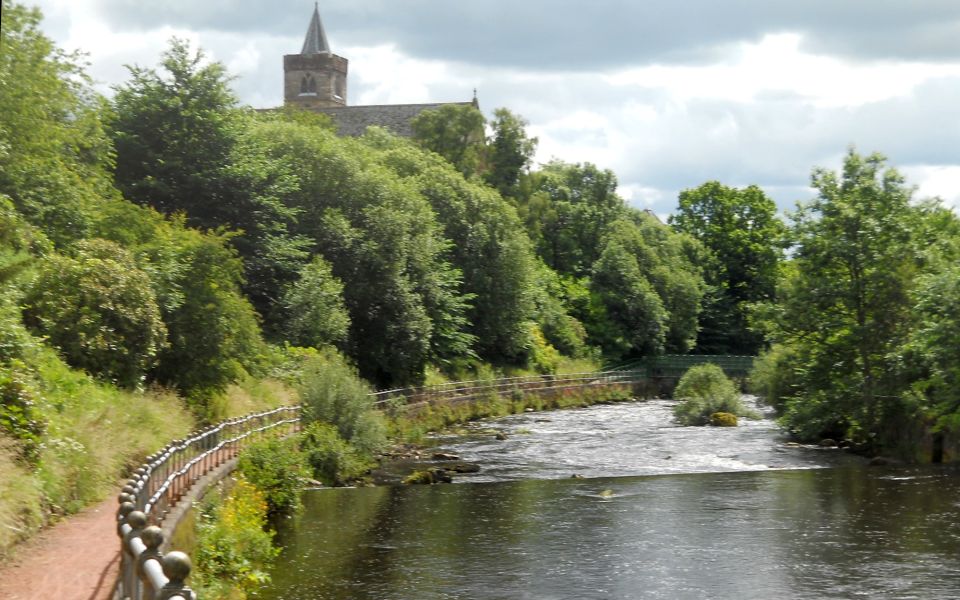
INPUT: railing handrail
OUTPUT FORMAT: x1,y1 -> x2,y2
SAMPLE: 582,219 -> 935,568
115,405 -> 302,600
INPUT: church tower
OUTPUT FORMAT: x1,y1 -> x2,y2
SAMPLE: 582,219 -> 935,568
284,3 -> 348,109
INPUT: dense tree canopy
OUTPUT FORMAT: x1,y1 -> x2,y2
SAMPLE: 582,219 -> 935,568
670,182 -> 783,354
751,149 -> 960,455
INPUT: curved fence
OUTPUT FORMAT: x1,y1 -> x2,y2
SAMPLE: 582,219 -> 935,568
115,406 -> 301,600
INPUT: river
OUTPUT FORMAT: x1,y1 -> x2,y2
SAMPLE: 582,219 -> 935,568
253,398 -> 960,600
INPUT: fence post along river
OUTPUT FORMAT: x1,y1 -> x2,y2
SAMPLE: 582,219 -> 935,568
110,355 -> 751,599
114,406 -> 301,600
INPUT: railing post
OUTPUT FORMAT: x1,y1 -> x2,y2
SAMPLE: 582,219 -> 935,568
156,551 -> 196,600
137,526 -> 164,600
123,511 -> 148,600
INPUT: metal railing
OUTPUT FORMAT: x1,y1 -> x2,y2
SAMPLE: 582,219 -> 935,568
115,406 -> 301,600
608,354 -> 756,378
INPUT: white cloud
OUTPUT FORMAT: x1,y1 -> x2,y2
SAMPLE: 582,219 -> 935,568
903,165 -> 960,209
26,0 -> 960,218
607,33 -> 960,108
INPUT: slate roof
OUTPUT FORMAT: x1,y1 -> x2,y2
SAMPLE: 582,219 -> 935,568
301,3 -> 331,55
315,102 -> 476,137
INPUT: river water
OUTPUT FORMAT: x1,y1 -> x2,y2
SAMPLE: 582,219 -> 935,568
253,399 -> 960,600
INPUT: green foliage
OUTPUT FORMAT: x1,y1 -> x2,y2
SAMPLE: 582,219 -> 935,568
525,323 -> 561,375
193,477 -> 278,599
411,104 -> 486,178
299,422 -> 373,486
91,202 -> 266,405
0,362 -> 45,462
276,255 -> 350,348
670,182 -> 784,354
485,108 -> 538,198
901,259 -> 960,433
0,1 -> 115,246
762,150 -> 922,445
111,39 -> 309,321
237,437 -> 307,516
749,343 -> 801,412
673,364 -> 751,426
523,161 -> 626,278
22,239 -> 167,387
297,350 -> 386,455
381,142 -> 537,367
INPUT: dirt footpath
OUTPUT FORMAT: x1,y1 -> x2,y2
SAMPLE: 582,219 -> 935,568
0,497 -> 119,600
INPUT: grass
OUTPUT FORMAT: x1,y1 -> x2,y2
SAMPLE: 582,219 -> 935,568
0,345 -> 297,558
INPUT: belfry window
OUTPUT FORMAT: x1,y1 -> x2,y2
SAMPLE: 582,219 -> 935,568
299,74 -> 318,96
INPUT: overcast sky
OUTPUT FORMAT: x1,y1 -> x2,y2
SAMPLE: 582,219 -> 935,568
30,0 -> 960,216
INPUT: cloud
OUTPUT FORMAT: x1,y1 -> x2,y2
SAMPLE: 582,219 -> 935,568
88,0 -> 960,70
28,0 -> 960,218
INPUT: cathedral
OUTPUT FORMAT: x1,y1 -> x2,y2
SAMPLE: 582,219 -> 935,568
282,3 -> 477,137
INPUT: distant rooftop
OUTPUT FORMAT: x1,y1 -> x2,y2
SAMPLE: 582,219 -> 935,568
301,3 -> 331,55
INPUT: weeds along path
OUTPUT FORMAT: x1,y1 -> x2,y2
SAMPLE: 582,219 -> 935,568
0,496 -> 118,600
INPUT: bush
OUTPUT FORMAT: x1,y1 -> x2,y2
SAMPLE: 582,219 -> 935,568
298,350 -> 386,455
193,477 -> 278,599
299,422 -> 373,486
0,362 -> 44,462
22,239 -> 167,387
749,343 -> 801,411
673,363 -> 752,426
237,437 -> 307,516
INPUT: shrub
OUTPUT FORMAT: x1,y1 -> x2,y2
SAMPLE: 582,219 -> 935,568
299,422 -> 373,486
298,350 -> 386,454
673,363 -> 753,426
710,412 -> 738,427
193,477 -> 278,599
0,362 -> 44,462
749,343 -> 801,411
22,239 -> 167,387
237,437 -> 307,516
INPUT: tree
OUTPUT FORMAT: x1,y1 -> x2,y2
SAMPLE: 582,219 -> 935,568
248,120 -> 474,386
523,161 -> 626,278
762,150 -> 921,445
370,132 -> 540,367
111,39 -> 309,319
485,108 -> 538,199
91,198 -> 267,407
22,239 -> 168,387
411,104 -> 486,178
670,182 -> 784,354
588,220 -> 672,358
0,0 -> 115,246
276,255 -> 350,349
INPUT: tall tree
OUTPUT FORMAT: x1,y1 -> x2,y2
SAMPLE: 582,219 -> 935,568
525,161 -> 626,278
760,150 -> 922,445
111,39 -> 309,319
670,182 -> 784,354
0,0 -> 115,246
485,108 -> 538,199
410,104 -> 486,179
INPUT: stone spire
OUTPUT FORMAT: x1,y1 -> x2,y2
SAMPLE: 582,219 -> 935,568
301,3 -> 331,55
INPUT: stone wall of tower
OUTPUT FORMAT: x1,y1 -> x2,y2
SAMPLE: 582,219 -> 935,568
283,53 -> 349,109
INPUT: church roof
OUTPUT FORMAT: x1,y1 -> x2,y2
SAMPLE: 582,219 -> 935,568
301,3 -> 331,55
